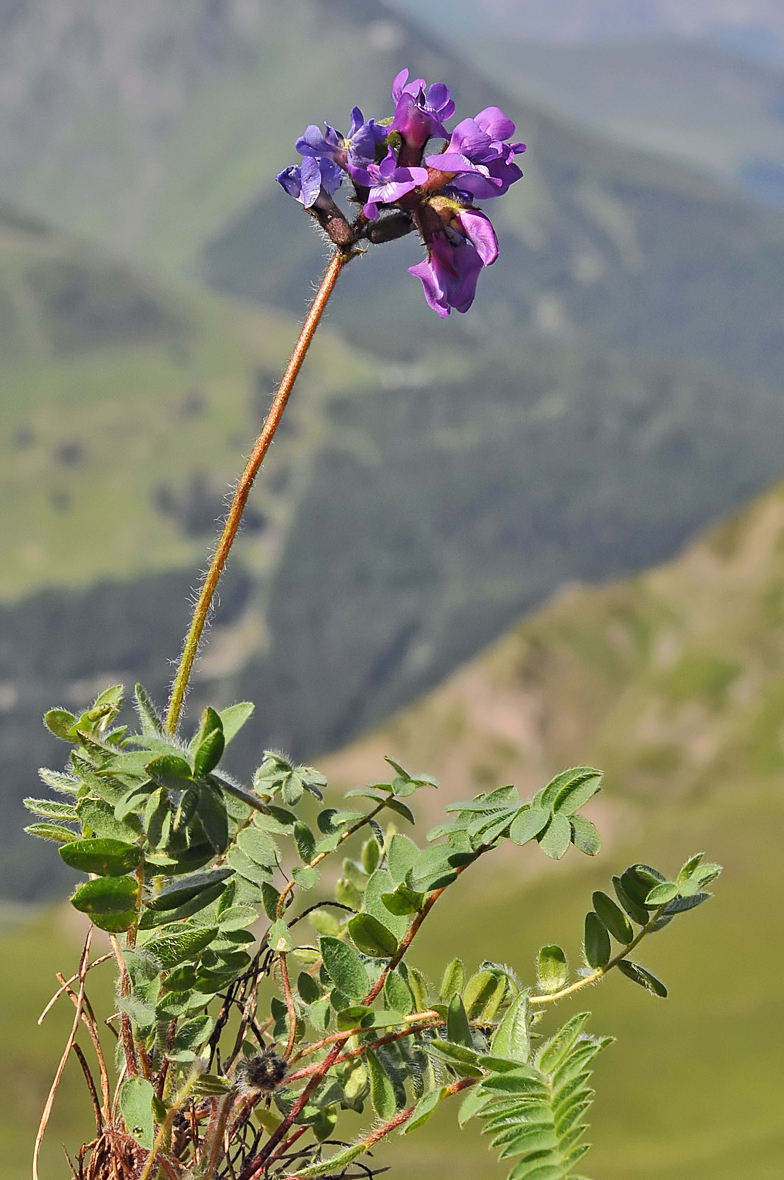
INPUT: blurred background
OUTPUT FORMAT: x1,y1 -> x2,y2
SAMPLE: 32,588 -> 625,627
0,0 -> 783,1176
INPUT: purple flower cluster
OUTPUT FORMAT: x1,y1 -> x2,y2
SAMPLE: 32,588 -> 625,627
276,68 -> 525,317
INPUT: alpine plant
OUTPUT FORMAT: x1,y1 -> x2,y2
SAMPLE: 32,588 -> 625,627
24,63 -> 723,1180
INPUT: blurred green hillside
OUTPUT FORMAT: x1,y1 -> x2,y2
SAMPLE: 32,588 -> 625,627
6,480 -> 784,1180
457,35 -> 784,209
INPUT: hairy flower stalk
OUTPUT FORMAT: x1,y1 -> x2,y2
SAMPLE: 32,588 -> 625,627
167,69 -> 525,730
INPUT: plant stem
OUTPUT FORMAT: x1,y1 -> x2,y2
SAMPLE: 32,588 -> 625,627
138,1066 -> 205,1180
165,248 -> 350,736
529,904 -> 667,1006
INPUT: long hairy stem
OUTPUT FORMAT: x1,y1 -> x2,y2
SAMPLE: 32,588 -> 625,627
165,248 -> 350,735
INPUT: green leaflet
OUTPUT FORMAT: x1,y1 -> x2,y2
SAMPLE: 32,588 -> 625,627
25,823 -> 78,844
538,814 -> 572,860
365,869 -> 408,938
193,727 -> 225,778
71,875 -> 137,915
138,882 -> 225,929
401,1087 -> 446,1134
440,958 -> 465,1002
319,936 -> 369,1001
367,1050 -> 396,1120
536,1014 -> 591,1075
479,1014 -> 611,1180
536,946 -> 568,995
509,808 -> 550,846
24,797 -> 78,820
617,960 -> 668,997
447,992 -> 474,1048
295,1144 -> 364,1178
384,969 -> 414,1015
552,769 -> 602,815
569,815 -> 602,856
119,1076 -> 155,1149
349,913 -> 398,957
491,991 -> 530,1063
591,892 -> 633,944
237,826 -> 279,868
583,912 -> 611,969
147,867 -> 234,910
143,926 -> 218,970
218,702 -> 255,744
463,970 -> 499,1019
645,881 -> 679,907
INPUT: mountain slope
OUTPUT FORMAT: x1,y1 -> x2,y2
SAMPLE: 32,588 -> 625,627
314,479 -> 784,1180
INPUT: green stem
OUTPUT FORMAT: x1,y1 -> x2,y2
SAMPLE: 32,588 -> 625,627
138,1067 -> 204,1180
165,249 -> 350,736
529,904 -> 668,1006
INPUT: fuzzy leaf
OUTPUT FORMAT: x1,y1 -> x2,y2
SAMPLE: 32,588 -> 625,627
440,958 -> 465,1002
193,728 -> 225,778
617,960 -> 668,997
538,813 -> 572,860
382,883 -> 424,915
219,702 -> 255,744
584,912 -> 611,969
44,708 -> 77,740
612,874 -> 649,925
463,970 -> 499,1019
401,1087 -> 445,1134
508,807 -> 550,846
592,891 -> 633,944
367,1050 -> 396,1120
292,865 -> 320,890
349,913 -> 398,958
384,970 -> 414,1015
60,837 -> 143,877
71,875 -> 137,915
320,936 -> 369,1001
552,768 -> 602,814
645,881 -> 679,907
237,826 -> 279,868
536,945 -> 568,995
147,867 -> 233,911
197,785 -> 229,853
570,815 -> 602,856
144,926 -> 218,969
25,823 -> 78,844
119,1076 -> 155,1149
24,798 -> 78,820
447,992 -> 474,1048
365,869 -> 408,938
490,991 -> 530,1063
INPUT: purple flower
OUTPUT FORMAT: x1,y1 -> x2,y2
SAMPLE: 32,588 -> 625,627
453,207 -> 499,265
408,233 -> 485,318
276,155 -> 343,209
296,107 -> 386,170
425,106 -> 525,198
349,147 -> 428,220
391,67 -> 455,150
